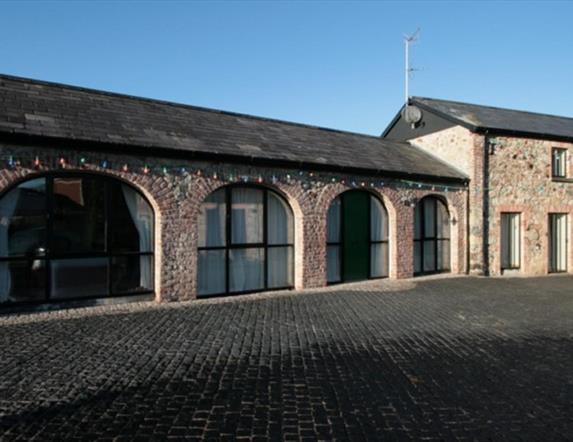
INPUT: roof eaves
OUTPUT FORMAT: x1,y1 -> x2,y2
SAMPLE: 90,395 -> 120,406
380,103 -> 406,138
409,98 -> 480,132
0,130 -> 469,184
473,127 -> 573,144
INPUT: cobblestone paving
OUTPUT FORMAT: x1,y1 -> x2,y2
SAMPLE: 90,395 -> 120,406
1,276 -> 573,441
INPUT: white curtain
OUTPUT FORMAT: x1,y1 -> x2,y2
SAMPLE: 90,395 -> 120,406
327,197 -> 341,243
0,188 -> 20,301
423,240 -> 436,272
199,189 -> 226,247
326,245 -> 340,283
423,198 -> 436,237
436,201 -> 450,239
267,192 -> 293,245
232,188 -> 263,244
121,186 -> 153,288
370,197 -> 389,278
370,243 -> 388,278
550,214 -> 567,272
267,247 -> 292,288
267,192 -> 293,288
198,250 -> 226,295
230,248 -> 264,292
370,197 -> 388,241
501,213 -> 520,269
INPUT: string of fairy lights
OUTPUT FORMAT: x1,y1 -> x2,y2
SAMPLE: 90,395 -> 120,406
2,153 -> 468,194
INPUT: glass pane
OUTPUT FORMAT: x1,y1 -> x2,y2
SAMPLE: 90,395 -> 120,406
423,198 -> 436,238
437,240 -> 450,271
0,178 -> 47,257
370,243 -> 389,278
327,197 -> 341,243
0,260 -> 46,304
51,258 -> 108,299
501,214 -> 510,268
229,248 -> 264,292
370,197 -> 388,241
413,203 -> 422,240
553,149 -> 567,177
501,213 -> 520,269
267,246 -> 293,288
198,250 -> 226,296
423,240 -> 436,272
510,214 -> 521,268
111,255 -> 153,294
109,183 -> 154,253
414,241 -> 422,274
267,192 -> 293,245
198,189 -> 226,248
552,214 -> 568,272
436,201 -> 450,239
52,178 -> 105,254
327,245 -> 340,283
231,188 -> 263,244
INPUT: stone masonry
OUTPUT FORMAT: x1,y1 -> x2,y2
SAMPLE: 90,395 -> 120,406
411,127 -> 573,276
0,141 -> 468,303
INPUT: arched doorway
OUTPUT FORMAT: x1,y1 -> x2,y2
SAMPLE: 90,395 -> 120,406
0,173 -> 155,305
197,185 -> 294,297
326,190 -> 389,284
414,196 -> 450,275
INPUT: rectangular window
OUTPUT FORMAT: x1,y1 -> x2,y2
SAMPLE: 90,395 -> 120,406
549,214 -> 568,273
552,148 -> 567,178
501,213 -> 521,270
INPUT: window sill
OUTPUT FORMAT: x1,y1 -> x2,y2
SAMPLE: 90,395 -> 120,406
551,177 -> 573,183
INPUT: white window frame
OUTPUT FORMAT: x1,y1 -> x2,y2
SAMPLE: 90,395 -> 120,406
549,213 -> 568,273
501,213 -> 521,271
552,148 -> 567,178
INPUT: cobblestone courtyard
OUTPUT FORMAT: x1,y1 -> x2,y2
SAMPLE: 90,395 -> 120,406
1,276 -> 572,441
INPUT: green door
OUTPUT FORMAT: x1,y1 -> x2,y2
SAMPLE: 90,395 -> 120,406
342,191 -> 369,281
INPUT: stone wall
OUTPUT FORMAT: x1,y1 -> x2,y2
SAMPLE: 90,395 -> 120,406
0,142 -> 468,303
410,125 -> 573,277
487,136 -> 573,275
410,126 -> 487,275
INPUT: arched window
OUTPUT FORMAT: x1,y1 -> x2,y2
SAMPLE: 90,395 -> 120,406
0,173 -> 154,305
413,196 -> 450,275
327,190 -> 389,283
197,185 -> 294,297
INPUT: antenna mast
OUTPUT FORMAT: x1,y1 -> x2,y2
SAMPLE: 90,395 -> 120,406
404,28 -> 420,103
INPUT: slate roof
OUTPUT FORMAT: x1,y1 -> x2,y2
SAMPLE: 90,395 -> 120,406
411,97 -> 573,141
0,74 -> 466,181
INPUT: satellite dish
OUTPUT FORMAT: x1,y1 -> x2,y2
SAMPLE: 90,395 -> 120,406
402,105 -> 423,126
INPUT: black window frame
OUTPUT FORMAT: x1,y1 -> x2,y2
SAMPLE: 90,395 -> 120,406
413,196 -> 451,276
552,148 -> 568,178
0,172 -> 155,307
197,184 -> 295,298
326,190 -> 389,284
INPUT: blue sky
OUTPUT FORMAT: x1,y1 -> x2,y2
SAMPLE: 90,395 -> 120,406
1,1 -> 572,135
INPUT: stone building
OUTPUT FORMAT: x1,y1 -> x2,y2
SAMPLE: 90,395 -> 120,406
1,74 -> 570,310
384,97 -> 573,276
0,75 -> 468,308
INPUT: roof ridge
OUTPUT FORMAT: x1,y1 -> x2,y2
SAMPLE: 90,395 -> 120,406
0,73 -> 383,140
412,96 -> 573,122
